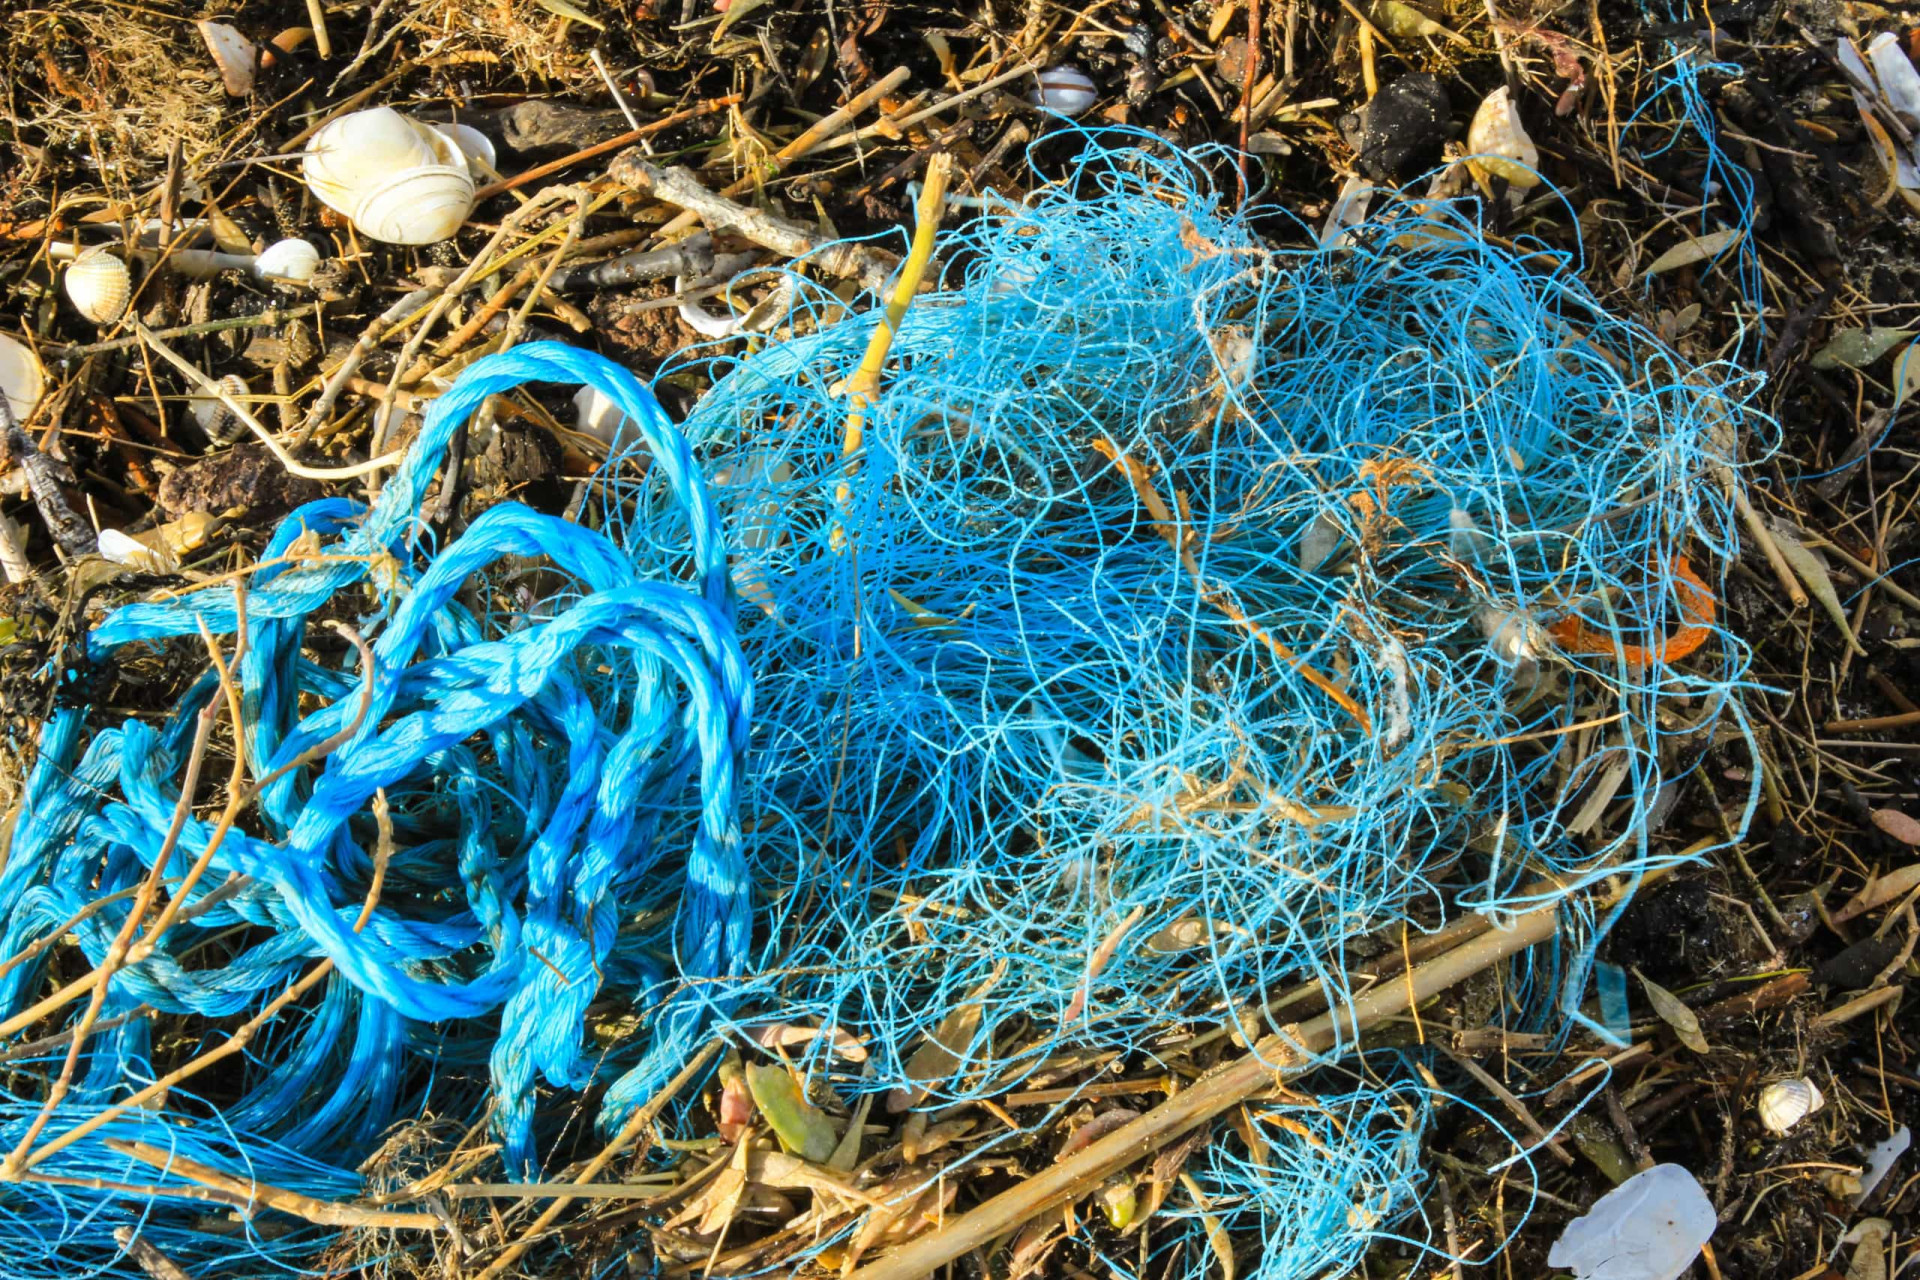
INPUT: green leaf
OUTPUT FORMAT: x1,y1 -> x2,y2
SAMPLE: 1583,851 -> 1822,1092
744,1063 -> 837,1163
1810,326 -> 1916,371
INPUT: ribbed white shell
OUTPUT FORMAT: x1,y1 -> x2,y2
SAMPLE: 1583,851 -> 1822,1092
65,250 -> 132,324
0,334 -> 43,426
1467,86 -> 1540,187
303,108 -> 475,245
1757,1077 -> 1824,1135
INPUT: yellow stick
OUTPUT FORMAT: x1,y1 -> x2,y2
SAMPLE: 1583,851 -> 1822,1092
831,153 -> 954,552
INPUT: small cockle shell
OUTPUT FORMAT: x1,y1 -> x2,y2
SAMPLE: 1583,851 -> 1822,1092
0,334 -> 43,426
64,250 -> 132,324
1757,1077 -> 1824,1135
302,107 -> 477,245
1031,65 -> 1098,116
1466,86 -> 1541,188
189,374 -> 251,444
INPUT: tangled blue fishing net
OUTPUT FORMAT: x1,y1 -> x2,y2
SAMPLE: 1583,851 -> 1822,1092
0,135 -> 1760,1277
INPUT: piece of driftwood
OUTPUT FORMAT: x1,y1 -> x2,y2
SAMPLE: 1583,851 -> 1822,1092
607,152 -> 898,294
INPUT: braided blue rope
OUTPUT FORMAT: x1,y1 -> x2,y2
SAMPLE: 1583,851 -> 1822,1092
0,344 -> 752,1277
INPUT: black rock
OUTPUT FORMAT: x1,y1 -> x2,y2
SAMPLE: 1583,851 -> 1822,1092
1813,934 -> 1904,990
1358,74 -> 1451,184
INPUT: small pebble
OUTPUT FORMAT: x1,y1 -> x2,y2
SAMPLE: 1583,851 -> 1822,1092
1358,74 -> 1451,184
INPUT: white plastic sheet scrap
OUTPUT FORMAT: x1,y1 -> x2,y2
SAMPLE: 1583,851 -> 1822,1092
1548,1164 -> 1716,1280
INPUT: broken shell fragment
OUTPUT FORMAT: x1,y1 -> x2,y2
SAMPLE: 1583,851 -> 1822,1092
1757,1077 -> 1824,1135
435,122 -> 498,174
64,250 -> 132,325
0,334 -> 44,426
196,20 -> 256,97
1466,86 -> 1541,188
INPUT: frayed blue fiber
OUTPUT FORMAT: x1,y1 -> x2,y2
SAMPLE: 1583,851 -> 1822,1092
0,134 -> 1761,1278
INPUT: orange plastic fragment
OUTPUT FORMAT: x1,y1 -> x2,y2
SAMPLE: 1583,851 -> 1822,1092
1547,555 -> 1716,669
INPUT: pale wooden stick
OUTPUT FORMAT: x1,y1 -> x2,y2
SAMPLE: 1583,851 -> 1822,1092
304,0 -> 331,57
138,323 -> 405,481
847,891 -> 1588,1280
107,1140 -> 437,1230
1730,484 -> 1808,610
606,155 -> 897,294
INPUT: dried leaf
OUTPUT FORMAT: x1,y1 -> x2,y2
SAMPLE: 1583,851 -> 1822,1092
887,964 -> 997,1112
1644,228 -> 1743,276
1057,1108 -> 1141,1160
1836,863 -> 1920,923
828,1091 -> 871,1171
1810,326 -> 1916,371
1009,1220 -> 1065,1280
746,1149 -> 886,1208
845,1175 -> 957,1267
901,1116 -> 974,1162
1873,811 -> 1920,846
744,1063 -> 837,1163
751,1021 -> 869,1063
1769,523 -> 1868,657
1635,969 -> 1709,1054
663,1140 -> 749,1233
1845,1218 -> 1892,1280
1179,1173 -> 1235,1280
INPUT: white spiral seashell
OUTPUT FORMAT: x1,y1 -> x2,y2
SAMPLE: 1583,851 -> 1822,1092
0,334 -> 44,426
1757,1077 -> 1824,1135
1466,86 -> 1540,188
65,250 -> 132,324
350,166 -> 477,245
303,107 -> 476,245
1031,66 -> 1098,116
253,238 -> 323,285
190,374 -> 251,443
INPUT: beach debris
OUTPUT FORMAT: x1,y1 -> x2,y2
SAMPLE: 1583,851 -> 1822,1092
1548,1164 -> 1716,1280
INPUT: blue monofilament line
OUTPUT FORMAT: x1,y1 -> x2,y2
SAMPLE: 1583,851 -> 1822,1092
0,135 -> 1760,1278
